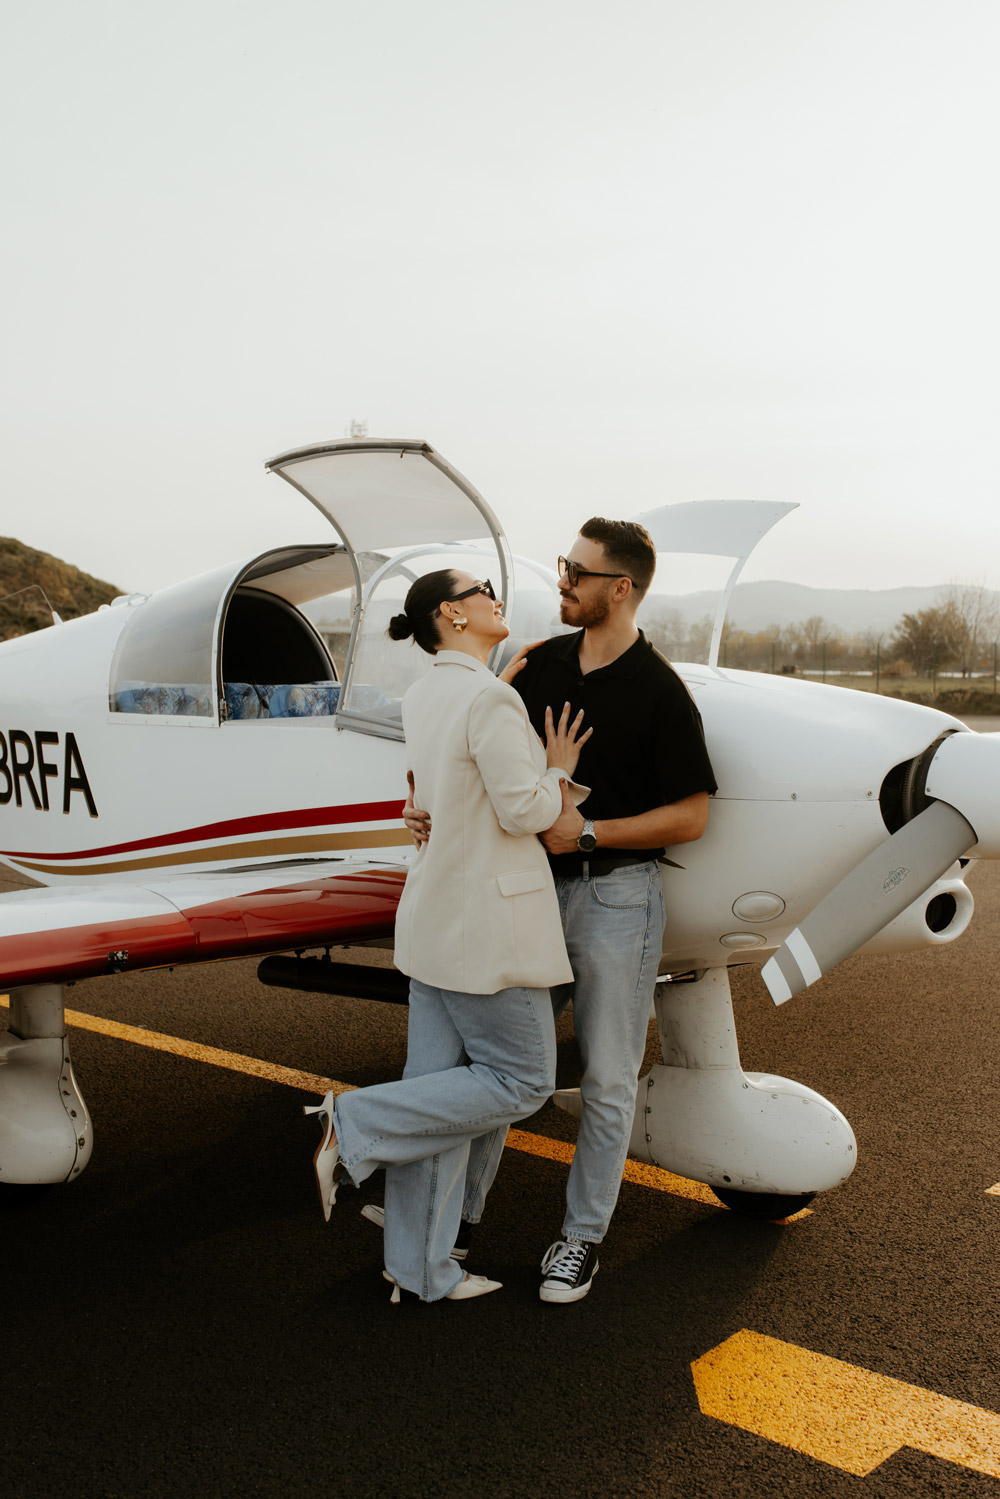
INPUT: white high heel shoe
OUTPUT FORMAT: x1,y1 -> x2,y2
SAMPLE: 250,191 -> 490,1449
382,1270 -> 502,1304
303,1091 -> 343,1223
444,1274 -> 503,1302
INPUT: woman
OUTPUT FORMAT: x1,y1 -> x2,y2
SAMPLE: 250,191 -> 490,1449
305,568 -> 590,1303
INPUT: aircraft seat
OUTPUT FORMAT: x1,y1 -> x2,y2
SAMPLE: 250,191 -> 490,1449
112,680 -> 407,722
113,681 -> 344,718
225,681 -> 343,719
114,683 -> 213,716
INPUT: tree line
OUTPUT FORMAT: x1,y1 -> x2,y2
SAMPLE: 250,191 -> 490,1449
641,582 -> 1000,681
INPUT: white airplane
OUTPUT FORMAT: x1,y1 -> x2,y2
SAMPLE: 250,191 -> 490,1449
0,439 -> 996,1220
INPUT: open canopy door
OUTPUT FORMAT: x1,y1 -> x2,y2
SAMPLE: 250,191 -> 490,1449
266,439 -> 509,571
265,440 -> 513,737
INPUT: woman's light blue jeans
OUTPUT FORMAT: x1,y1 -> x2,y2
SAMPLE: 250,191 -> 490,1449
333,978 -> 556,1301
463,860 -> 665,1244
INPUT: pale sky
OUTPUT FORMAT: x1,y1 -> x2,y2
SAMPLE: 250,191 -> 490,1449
3,0 -> 998,599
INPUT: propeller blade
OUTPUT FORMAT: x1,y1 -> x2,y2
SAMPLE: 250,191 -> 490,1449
762,799 -> 975,1005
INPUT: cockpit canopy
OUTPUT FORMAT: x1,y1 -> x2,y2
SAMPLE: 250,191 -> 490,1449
109,546 -> 352,721
108,439 -> 554,738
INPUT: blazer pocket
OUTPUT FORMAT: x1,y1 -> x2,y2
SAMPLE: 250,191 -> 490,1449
497,869 -> 548,897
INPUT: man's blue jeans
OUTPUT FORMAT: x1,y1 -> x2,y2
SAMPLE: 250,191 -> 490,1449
334,978 -> 556,1300
463,860 -> 665,1243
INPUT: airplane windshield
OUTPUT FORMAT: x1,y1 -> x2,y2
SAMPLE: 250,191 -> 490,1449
334,547 -> 566,739
340,551 -> 467,728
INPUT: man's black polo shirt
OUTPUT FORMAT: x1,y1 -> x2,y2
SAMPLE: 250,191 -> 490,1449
512,629 -> 717,874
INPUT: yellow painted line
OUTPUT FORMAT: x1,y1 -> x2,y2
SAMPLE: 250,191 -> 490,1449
0,996 -> 802,1217
692,1329 -> 1000,1479
506,1129 -> 810,1216
0,994 -> 353,1098
510,1128 -> 718,1198
986,1183 -> 1000,1196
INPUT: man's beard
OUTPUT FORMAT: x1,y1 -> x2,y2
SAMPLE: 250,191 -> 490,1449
559,591 -> 611,629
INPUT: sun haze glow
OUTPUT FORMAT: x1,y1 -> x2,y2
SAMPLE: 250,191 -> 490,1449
2,0 -> 998,596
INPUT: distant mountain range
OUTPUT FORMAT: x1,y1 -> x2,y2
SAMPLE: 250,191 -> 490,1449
1,535 -> 994,646
642,581 -> 1000,638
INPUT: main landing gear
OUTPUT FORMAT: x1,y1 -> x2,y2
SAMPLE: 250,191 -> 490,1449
553,966 -> 855,1222
0,984 -> 92,1191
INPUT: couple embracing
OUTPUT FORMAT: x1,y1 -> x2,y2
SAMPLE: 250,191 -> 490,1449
305,518 -> 716,1304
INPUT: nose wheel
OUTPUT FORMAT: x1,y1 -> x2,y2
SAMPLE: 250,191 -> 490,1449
0,1183 -> 55,1212
554,967 -> 858,1215
711,1186 -> 817,1220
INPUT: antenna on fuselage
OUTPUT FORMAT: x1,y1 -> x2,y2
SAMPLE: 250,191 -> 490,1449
346,418 -> 368,439
0,583 -> 63,631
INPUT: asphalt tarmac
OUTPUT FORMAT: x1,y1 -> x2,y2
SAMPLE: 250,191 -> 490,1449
2,859 -> 999,1499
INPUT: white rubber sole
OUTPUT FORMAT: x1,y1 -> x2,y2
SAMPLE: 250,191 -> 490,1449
539,1264 -> 598,1303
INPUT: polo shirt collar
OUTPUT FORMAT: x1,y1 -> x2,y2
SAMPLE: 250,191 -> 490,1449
551,629 -> 653,681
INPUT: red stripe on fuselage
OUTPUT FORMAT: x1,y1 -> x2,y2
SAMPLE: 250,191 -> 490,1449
0,870 -> 406,989
0,800 -> 406,863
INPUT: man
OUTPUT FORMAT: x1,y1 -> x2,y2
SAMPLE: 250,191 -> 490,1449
405,519 -> 716,1302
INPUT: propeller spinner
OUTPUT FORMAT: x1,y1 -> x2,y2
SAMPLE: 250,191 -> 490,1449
763,730 -> 998,1005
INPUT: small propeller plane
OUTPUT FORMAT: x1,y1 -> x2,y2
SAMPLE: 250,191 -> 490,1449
0,438 -> 996,1219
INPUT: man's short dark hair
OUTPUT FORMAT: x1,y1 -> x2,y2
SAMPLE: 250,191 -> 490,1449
579,517 -> 656,601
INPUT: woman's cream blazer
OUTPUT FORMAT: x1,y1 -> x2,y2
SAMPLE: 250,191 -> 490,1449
393,650 -> 588,995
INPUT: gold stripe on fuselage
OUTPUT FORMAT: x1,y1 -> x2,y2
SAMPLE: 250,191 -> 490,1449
7,827 -> 411,877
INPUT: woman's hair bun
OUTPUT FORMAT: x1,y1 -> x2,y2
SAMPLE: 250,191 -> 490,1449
387,611 -> 415,642
385,569 -> 456,655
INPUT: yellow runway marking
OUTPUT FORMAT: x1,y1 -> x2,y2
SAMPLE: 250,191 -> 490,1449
508,1127 -> 726,1204
692,1329 -> 1000,1479
0,994 -> 354,1099
0,996 -> 803,1217
508,1128 -> 723,1204
506,1129 -> 809,1216
986,1182 -> 1000,1196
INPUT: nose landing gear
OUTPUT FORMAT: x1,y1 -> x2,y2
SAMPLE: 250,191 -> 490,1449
553,967 -> 855,1222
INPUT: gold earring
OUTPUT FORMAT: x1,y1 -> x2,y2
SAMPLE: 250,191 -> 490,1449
452,616 -> 468,633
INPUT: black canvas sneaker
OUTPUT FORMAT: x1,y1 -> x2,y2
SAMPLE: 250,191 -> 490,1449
539,1239 -> 599,1303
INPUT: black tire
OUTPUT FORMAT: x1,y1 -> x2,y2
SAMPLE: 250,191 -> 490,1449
712,1186 -> 817,1220
0,1183 -> 54,1213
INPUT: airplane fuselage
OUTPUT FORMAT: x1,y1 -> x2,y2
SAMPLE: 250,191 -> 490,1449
0,596 -> 976,977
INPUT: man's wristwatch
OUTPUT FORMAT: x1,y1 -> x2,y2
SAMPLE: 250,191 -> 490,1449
577,819 -> 597,853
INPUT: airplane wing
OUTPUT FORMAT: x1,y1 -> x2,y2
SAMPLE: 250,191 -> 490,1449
0,860 -> 407,990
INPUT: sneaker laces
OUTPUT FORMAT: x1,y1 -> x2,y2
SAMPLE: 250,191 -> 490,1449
541,1240 -> 589,1279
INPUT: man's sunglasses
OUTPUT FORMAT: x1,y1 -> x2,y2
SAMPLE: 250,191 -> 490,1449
435,579 -> 497,615
557,557 -> 630,588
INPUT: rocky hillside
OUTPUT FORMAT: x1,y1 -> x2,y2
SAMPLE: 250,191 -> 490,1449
0,538 -> 122,642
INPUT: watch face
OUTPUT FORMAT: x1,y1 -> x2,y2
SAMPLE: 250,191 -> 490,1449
577,832 -> 598,852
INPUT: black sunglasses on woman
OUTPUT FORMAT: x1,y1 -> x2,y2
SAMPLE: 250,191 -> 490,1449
435,580 -> 497,616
